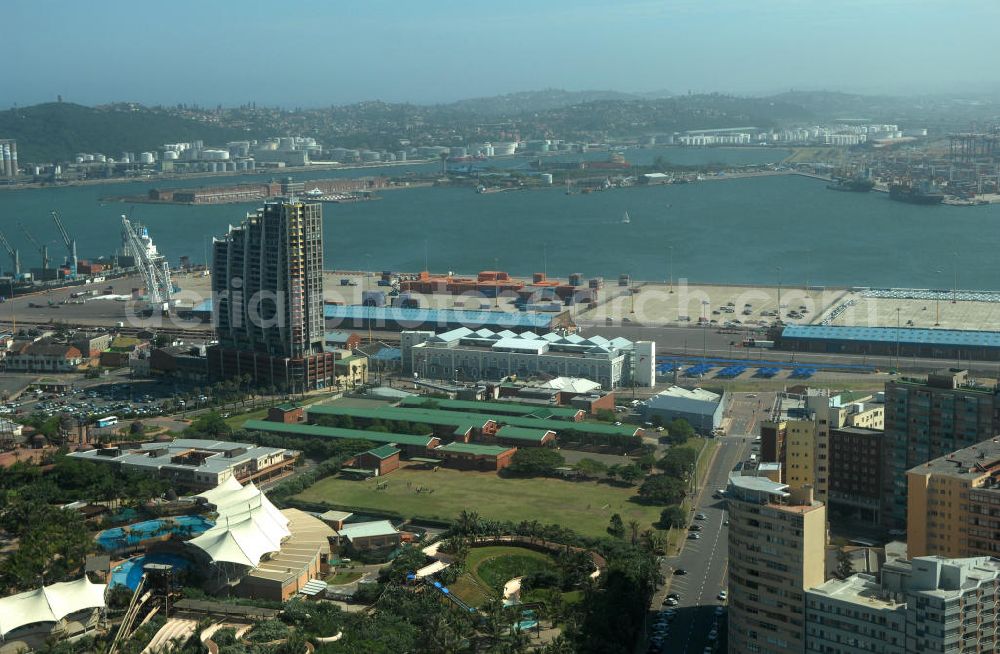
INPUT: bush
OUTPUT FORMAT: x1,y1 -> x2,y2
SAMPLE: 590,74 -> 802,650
247,619 -> 289,643
506,448 -> 566,476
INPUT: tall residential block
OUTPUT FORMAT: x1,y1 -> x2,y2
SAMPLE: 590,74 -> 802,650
882,369 -> 1000,529
907,437 -> 1000,559
806,555 -> 1000,653
208,199 -> 336,391
827,426 -> 884,523
727,475 -> 827,654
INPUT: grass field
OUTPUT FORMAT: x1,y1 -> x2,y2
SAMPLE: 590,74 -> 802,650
448,573 -> 494,607
294,465 -> 665,539
468,546 -> 554,590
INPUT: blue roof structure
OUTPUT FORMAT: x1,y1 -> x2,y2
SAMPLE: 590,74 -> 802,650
371,347 -> 402,361
324,305 -> 555,330
782,325 -> 1000,349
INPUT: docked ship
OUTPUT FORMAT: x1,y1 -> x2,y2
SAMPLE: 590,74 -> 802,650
826,176 -> 874,192
889,182 -> 945,205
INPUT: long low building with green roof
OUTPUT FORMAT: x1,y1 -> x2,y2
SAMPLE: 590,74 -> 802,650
306,404 -> 643,446
242,419 -> 440,456
432,441 -> 516,471
398,397 -> 584,421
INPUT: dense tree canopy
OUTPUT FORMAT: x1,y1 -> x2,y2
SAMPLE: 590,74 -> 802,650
638,474 -> 687,505
506,447 -> 565,476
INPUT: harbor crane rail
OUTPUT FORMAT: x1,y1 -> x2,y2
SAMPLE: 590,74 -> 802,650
121,215 -> 172,311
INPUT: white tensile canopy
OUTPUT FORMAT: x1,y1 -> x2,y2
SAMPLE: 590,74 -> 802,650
187,478 -> 291,568
0,577 -> 107,638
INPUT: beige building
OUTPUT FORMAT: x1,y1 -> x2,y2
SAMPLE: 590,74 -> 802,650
727,474 -> 827,654
907,436 -> 1000,559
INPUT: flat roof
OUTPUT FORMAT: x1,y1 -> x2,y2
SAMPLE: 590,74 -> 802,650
782,324 -> 1000,349
308,404 -> 642,438
399,397 -> 581,420
436,442 -> 515,457
808,573 -> 903,609
67,438 -> 289,474
242,420 -> 436,447
324,305 -> 555,329
908,437 -> 1000,480
362,444 -> 401,460
337,520 -> 399,540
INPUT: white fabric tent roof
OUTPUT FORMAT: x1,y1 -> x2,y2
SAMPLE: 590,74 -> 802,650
187,478 -> 290,568
0,577 -> 106,637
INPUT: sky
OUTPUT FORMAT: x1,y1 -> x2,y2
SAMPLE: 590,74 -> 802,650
6,0 -> 1000,108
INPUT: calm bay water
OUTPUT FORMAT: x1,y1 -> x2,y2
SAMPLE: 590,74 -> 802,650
3,146 -> 999,289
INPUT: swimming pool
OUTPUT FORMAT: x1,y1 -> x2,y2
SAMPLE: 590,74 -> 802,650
110,553 -> 193,590
96,515 -> 214,551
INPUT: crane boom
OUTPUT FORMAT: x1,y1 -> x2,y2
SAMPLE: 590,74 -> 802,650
0,231 -> 19,276
121,215 -> 172,311
18,222 -> 48,271
50,211 -> 77,277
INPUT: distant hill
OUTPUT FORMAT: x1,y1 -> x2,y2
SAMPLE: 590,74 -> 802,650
0,102 -> 255,163
442,89 -> 643,116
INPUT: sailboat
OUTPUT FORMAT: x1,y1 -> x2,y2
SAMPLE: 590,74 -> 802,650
622,211 -> 631,224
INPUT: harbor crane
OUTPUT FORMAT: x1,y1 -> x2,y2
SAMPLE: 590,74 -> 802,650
50,210 -> 78,278
120,214 -> 172,312
0,231 -> 20,277
18,221 -> 48,272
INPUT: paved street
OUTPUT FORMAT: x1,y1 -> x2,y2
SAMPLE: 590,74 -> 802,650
647,393 -> 763,654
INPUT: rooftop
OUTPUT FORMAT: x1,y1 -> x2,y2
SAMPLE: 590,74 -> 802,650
68,438 -> 289,475
362,445 -> 401,460
495,425 -> 556,443
908,437 -> 1000,481
808,573 -> 904,609
782,324 -> 1000,349
399,397 -> 581,420
436,441 -> 515,456
337,520 -> 399,541
326,305 -> 556,329
243,420 -> 436,448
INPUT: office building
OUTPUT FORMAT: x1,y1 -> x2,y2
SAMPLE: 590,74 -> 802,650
883,369 -> 1000,529
827,426 -> 884,523
402,328 -> 654,390
208,199 -> 336,391
806,555 -> 1000,653
727,475 -> 827,654
907,437 -> 1000,559
762,390 -> 885,510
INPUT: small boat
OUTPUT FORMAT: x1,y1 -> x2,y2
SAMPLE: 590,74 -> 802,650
622,211 -> 631,224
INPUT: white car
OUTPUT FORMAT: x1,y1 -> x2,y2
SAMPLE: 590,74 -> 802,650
717,590 -> 728,601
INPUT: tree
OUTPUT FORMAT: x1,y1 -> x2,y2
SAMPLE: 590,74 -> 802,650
506,447 -> 566,477
184,411 -> 231,437
638,475 -> 686,505
836,546 -> 854,579
574,458 -> 607,479
657,447 -> 698,478
129,420 -> 144,436
617,464 -> 644,486
607,513 -> 625,539
659,505 -> 687,529
667,418 -> 695,444
628,520 -> 641,546
595,409 -> 617,423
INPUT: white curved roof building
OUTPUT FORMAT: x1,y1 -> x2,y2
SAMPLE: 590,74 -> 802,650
0,577 -> 107,639
189,480 -> 291,568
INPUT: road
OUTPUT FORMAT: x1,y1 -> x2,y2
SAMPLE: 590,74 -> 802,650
648,394 -> 764,654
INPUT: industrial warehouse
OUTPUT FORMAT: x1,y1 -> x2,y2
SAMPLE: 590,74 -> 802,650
401,327 -> 655,390
776,324 -> 1000,362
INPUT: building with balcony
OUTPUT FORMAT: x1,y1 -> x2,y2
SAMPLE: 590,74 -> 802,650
727,475 -> 826,654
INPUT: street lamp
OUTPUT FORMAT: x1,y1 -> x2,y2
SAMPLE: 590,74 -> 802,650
668,246 -> 674,294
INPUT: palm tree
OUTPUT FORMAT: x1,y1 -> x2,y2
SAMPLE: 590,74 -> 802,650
628,520 -> 641,546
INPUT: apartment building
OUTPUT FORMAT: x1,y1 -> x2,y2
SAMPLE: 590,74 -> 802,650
806,555 -> 1000,653
883,369 -> 1000,530
727,475 -> 827,654
828,426 -> 885,523
208,199 -> 337,391
907,437 -> 1000,559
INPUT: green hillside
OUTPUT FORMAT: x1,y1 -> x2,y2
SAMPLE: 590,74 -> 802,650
0,103 -> 255,163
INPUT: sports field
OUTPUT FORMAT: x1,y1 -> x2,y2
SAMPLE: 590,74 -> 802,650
294,465 -> 664,539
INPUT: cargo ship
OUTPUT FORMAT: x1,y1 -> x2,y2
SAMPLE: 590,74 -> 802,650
826,176 -> 874,192
889,182 -> 944,205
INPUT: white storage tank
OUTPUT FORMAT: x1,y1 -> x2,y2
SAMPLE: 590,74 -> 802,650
162,150 -> 179,160
139,152 -> 155,164
201,149 -> 230,161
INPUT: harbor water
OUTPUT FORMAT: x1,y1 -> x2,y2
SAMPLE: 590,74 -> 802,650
3,147 -> 1000,289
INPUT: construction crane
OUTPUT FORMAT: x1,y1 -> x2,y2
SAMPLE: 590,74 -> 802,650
50,210 -> 77,278
18,221 -> 48,272
120,215 -> 172,312
0,231 -> 19,277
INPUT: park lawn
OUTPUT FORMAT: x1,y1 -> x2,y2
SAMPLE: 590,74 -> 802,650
467,546 -> 554,590
326,570 -> 362,585
294,465 -> 664,539
225,408 -> 269,430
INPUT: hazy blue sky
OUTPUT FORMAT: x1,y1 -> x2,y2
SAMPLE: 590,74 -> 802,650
7,0 -> 999,107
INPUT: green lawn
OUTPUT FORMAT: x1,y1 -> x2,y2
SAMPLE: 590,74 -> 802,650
467,546 -> 554,591
448,573 -> 494,607
295,465 -> 665,539
326,570 -> 362,585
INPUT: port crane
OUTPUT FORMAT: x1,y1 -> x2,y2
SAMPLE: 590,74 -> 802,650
50,210 -> 78,278
18,221 -> 48,272
120,214 -> 172,312
0,231 -> 20,277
